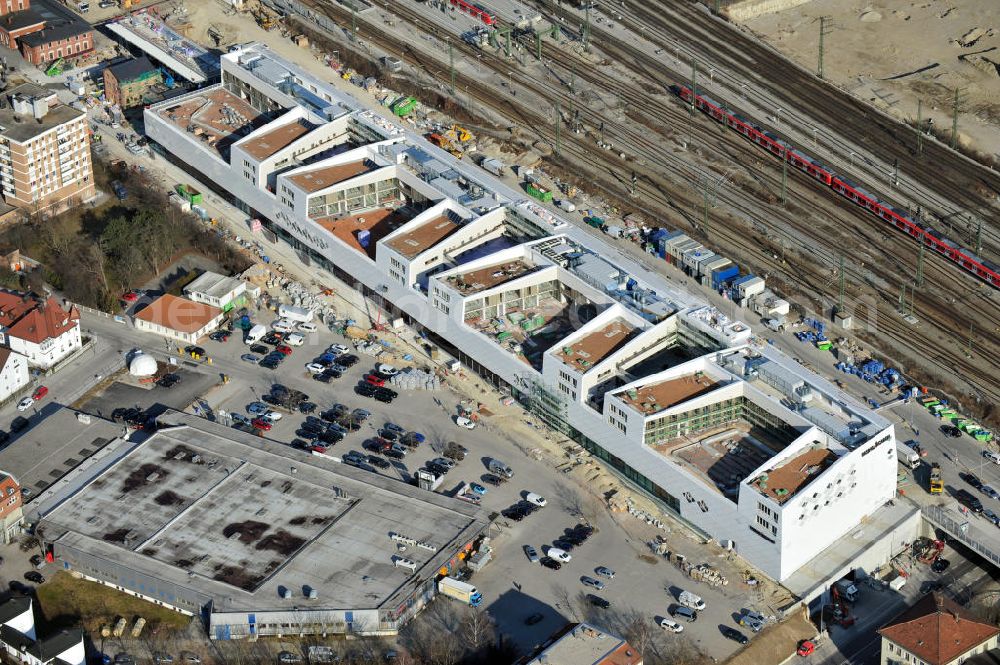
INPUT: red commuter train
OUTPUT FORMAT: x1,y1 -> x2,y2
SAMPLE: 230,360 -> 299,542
674,85 -> 999,289
449,0 -> 497,25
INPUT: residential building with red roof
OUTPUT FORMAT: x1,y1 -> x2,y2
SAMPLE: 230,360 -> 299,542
879,593 -> 1000,665
133,294 -> 224,343
0,291 -> 80,369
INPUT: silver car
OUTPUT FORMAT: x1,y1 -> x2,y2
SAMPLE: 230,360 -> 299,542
581,576 -> 606,590
595,566 -> 615,579
523,545 -> 539,563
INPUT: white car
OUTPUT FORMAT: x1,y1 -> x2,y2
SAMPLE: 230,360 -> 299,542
262,411 -> 282,422
659,618 -> 683,633
305,363 -> 326,374
285,333 -> 305,347
16,397 -> 33,411
297,322 -> 318,333
455,416 -> 476,429
547,547 -> 571,563
376,363 -> 399,376
526,492 -> 547,507
272,319 -> 295,333
328,344 -> 350,355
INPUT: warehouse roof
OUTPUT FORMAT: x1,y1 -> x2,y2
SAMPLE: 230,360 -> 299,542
134,294 -> 221,333
35,411 -> 488,613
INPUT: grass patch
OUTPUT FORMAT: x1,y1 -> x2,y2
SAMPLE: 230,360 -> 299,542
35,571 -> 191,635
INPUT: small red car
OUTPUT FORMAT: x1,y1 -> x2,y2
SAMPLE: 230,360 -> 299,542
275,345 -> 293,356
251,418 -> 272,431
121,291 -> 139,303
364,374 -> 385,387
31,386 -> 48,401
310,445 -> 328,454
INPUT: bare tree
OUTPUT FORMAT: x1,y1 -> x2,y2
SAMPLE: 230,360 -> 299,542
459,605 -> 496,654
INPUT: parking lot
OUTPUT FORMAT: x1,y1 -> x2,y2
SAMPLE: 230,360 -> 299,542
75,310 -> 772,661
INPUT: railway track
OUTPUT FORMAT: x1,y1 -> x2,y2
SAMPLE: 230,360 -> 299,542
299,0 -> 1000,404
539,0 -> 1000,255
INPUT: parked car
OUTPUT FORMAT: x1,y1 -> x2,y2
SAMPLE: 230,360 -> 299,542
962,472 -> 984,490
367,455 -> 390,469
31,386 -> 48,401
364,374 -> 386,387
581,576 -> 605,590
24,571 -> 44,584
984,509 -> 1000,526
249,344 -> 268,355
595,566 -> 615,579
539,557 -> 562,570
932,557 -> 951,573
547,547 -> 571,563
241,354 -> 261,363
455,416 -> 476,429
383,422 -> 406,434
247,402 -> 269,415
328,344 -> 350,355
659,618 -> 683,633
588,594 -> 610,609
16,397 -> 33,412
251,418 -> 272,431
956,488 -> 984,513
525,492 -> 547,507
523,545 -> 539,563
721,626 -> 749,645
470,482 -> 487,496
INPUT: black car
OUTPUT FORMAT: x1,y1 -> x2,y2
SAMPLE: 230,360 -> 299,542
383,422 -> 406,434
157,374 -> 180,388
210,331 -> 230,342
318,430 -> 345,445
313,373 -> 334,383
483,474 -> 503,486
941,424 -> 963,438
335,354 -> 359,368
539,557 -> 562,570
320,368 -> 343,380
426,462 -> 449,475
295,429 -> 319,440
261,333 -> 283,345
249,344 -> 268,355
367,455 -> 390,469
299,402 -> 317,414
374,390 -> 396,404
553,539 -> 575,552
721,627 -> 749,645
301,422 -> 324,434
260,360 -> 280,370
587,594 -> 610,609
385,449 -> 405,460
931,557 -> 951,574
184,345 -> 206,356
955,489 -> 984,513
356,385 -> 377,398
343,453 -> 366,467
24,571 -> 44,584
378,429 -> 399,442
320,411 -> 341,423
961,472 -> 984,490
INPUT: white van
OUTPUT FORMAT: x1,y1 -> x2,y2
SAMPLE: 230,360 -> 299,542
297,322 -> 318,333
285,332 -> 305,347
547,547 -> 571,563
678,591 -> 706,611
272,319 -> 294,333
984,451 -> 1000,465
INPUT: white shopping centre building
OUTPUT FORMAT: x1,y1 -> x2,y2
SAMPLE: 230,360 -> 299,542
145,43 -> 898,583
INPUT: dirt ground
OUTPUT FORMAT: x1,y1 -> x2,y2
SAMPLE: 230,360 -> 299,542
740,0 -> 1000,162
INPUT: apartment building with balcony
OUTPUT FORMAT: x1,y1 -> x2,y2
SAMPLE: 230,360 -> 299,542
0,84 -> 93,214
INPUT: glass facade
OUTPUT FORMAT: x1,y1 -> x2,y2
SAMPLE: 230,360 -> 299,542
643,396 -> 799,447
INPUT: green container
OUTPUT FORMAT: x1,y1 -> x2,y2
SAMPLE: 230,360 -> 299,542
526,182 -> 553,203
496,331 -> 513,343
392,96 -> 418,117
975,430 -> 993,442
176,184 -> 203,205
939,409 -> 956,418
586,217 -> 605,228
816,340 -> 833,350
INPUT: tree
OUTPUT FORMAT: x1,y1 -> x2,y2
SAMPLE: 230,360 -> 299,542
459,606 -> 496,655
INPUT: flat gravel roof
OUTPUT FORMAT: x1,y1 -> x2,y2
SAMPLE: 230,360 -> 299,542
35,411 -> 488,613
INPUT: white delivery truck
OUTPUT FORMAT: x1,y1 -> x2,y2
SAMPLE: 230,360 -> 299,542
678,591 -> 706,610
896,442 -> 921,469
245,324 -> 267,344
437,577 -> 483,607
278,304 -> 314,323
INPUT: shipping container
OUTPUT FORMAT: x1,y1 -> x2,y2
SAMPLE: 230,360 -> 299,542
481,157 -> 505,176
711,264 -> 740,290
